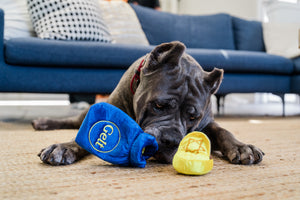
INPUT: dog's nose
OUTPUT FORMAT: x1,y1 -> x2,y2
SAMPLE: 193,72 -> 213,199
160,132 -> 181,148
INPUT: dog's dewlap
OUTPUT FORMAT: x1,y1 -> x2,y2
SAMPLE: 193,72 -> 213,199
172,131 -> 213,175
75,102 -> 158,168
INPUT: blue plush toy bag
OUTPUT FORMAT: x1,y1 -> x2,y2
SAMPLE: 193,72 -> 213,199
75,102 -> 158,168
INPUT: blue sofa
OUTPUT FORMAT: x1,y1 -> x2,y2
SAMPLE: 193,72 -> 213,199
0,5 -> 299,113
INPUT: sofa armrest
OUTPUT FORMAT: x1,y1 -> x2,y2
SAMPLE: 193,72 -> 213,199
0,8 -> 4,63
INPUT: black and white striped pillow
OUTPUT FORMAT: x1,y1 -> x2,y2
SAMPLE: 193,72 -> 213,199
27,0 -> 111,42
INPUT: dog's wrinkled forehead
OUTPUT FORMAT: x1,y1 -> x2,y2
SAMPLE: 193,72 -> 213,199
140,42 -> 209,96
146,41 -> 222,89
146,54 -> 204,94
133,41 -> 223,108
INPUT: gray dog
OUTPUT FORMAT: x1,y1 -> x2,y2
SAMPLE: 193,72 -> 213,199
33,41 -> 264,165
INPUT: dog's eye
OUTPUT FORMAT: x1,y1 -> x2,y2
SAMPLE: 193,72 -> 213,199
152,99 -> 177,112
153,102 -> 168,112
190,116 -> 196,121
154,103 -> 164,110
190,116 -> 200,121
189,114 -> 202,121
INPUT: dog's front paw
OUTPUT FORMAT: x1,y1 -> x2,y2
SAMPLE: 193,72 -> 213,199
32,118 -> 60,130
226,144 -> 264,165
38,143 -> 77,165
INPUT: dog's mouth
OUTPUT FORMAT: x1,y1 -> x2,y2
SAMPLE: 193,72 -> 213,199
154,150 -> 177,164
143,127 -> 180,164
152,144 -> 178,164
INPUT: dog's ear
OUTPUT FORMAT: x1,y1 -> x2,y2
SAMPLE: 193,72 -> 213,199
204,68 -> 224,94
144,41 -> 186,73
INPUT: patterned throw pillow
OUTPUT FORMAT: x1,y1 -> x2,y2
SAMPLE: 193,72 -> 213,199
27,0 -> 111,42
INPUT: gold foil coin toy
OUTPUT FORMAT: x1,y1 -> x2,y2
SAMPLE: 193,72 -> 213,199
172,131 -> 213,175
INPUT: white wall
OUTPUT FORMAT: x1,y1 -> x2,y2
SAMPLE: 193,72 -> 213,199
161,0 -> 263,20
264,1 -> 300,23
160,0 -> 179,13
161,0 -> 300,22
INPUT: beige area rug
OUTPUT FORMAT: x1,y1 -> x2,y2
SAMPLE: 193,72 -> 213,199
1,117 -> 299,200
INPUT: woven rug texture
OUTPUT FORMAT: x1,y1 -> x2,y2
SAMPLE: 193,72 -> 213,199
1,117 -> 299,200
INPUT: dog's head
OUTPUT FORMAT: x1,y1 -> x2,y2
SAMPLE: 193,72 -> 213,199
133,41 -> 223,163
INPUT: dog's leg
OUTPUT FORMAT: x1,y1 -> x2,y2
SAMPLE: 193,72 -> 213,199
35,109 -> 91,165
202,122 -> 264,165
32,108 -> 89,130
38,139 -> 89,165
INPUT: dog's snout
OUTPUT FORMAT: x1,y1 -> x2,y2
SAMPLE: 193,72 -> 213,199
160,131 -> 181,148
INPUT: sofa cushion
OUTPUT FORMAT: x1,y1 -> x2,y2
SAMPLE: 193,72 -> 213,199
186,48 -> 294,75
232,17 -> 265,51
291,75 -> 300,93
131,4 -> 235,50
4,37 -> 154,68
218,74 -> 291,94
293,56 -> 300,74
5,38 -> 293,76
27,0 -> 111,42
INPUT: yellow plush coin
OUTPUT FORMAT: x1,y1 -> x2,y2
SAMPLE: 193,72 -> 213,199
172,131 -> 213,175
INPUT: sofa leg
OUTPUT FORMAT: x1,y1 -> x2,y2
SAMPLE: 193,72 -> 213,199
274,93 -> 285,117
215,94 -> 226,115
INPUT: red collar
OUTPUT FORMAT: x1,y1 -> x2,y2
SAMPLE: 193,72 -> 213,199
130,59 -> 145,95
